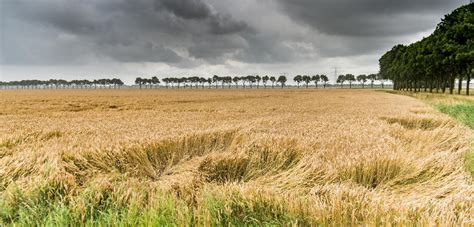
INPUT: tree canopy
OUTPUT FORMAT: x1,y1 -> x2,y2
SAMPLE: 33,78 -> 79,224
379,3 -> 473,95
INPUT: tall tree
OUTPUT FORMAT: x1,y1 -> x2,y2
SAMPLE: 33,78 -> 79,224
294,75 -> 302,88
337,75 -> 345,88
357,74 -> 367,88
270,76 -> 276,88
345,74 -> 356,88
302,75 -> 311,88
233,76 -> 240,88
247,75 -> 256,88
311,75 -> 320,88
135,77 -> 143,89
262,75 -> 269,89
320,75 -> 329,88
151,76 -> 160,88
277,75 -> 287,88
255,75 -> 261,89
212,75 -> 219,89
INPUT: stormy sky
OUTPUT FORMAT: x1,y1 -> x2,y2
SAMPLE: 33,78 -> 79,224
0,0 -> 467,83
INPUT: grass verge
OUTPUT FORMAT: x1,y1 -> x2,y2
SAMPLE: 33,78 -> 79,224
465,150 -> 474,176
436,102 -> 474,129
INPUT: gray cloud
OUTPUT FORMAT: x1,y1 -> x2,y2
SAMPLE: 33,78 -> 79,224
275,0 -> 465,37
0,0 -> 469,82
208,14 -> 250,35
1,0 -> 252,65
158,0 -> 212,19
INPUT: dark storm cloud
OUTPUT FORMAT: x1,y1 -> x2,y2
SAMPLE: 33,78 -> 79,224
235,33 -> 295,63
0,0 -> 468,78
276,0 -> 465,37
208,14 -> 250,35
158,0 -> 212,19
1,0 -> 252,65
188,35 -> 247,60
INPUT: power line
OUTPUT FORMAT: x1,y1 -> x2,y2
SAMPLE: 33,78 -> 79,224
333,67 -> 340,84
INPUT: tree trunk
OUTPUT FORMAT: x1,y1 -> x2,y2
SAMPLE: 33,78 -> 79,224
458,76 -> 463,95
436,79 -> 439,93
467,74 -> 471,96
449,75 -> 455,94
442,78 -> 446,93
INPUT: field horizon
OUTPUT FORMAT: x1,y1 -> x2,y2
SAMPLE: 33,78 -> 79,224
1,89 -> 472,225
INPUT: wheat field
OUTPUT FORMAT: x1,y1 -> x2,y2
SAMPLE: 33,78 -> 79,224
0,89 -> 472,225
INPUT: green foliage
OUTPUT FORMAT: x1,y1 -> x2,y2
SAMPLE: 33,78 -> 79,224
379,3 -> 473,94
436,102 -> 474,129
277,75 -> 287,88
465,150 -> 474,176
202,190 -> 311,226
0,185 -> 188,226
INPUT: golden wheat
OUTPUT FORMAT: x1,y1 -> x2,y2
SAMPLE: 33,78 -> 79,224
0,89 -> 472,225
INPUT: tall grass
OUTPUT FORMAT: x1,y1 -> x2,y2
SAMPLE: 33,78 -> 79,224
437,102 -> 474,129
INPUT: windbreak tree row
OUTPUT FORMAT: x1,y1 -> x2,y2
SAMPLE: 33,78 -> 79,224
379,3 -> 473,95
150,75 -> 289,89
0,78 -> 124,89
334,74 -> 381,89
293,75 -> 330,88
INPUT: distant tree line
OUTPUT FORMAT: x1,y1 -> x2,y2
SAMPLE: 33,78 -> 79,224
136,75 -> 290,89
0,78 -> 124,89
334,74 -> 383,89
134,76 -> 161,89
293,75 -> 329,88
0,74 -> 388,90
379,3 -> 473,95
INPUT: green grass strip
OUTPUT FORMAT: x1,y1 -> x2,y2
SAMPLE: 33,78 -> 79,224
436,102 -> 474,129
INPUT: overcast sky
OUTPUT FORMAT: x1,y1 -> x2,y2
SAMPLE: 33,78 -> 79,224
0,0 -> 467,84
